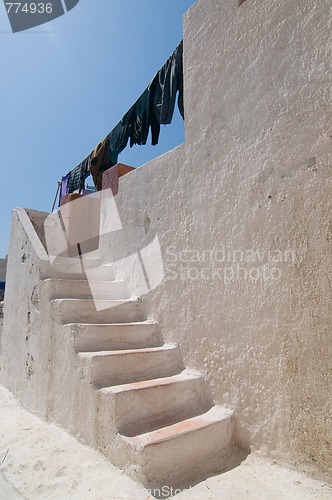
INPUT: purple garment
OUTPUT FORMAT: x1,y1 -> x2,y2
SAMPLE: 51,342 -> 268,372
59,172 -> 71,206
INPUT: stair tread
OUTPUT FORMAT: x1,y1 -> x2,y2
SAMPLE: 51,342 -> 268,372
44,278 -> 126,285
66,320 -> 157,328
99,369 -> 203,394
51,298 -> 138,303
78,343 -> 177,358
124,406 -> 233,447
51,258 -> 103,268
53,255 -> 101,262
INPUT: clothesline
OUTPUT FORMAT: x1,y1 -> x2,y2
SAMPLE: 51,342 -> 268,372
58,40 -> 184,204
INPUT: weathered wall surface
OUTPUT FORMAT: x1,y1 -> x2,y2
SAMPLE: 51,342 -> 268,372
0,211 -> 52,416
100,0 -> 332,474
0,211 -> 102,450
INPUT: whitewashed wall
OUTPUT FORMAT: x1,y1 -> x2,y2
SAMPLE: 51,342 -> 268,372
100,0 -> 332,474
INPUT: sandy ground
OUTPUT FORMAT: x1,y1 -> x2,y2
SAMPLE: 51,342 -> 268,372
0,385 -> 331,500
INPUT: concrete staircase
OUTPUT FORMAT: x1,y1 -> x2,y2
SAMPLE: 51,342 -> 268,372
41,255 -> 242,491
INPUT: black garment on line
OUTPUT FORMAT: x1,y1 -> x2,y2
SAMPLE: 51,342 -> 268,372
67,155 -> 90,194
109,106 -> 132,153
109,87 -> 160,153
129,87 -> 160,147
150,40 -> 184,125
107,39 -> 183,159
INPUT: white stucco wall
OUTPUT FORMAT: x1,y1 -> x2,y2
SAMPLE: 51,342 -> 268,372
0,210 -> 105,449
0,0 -> 330,480
99,0 -> 332,474
0,211 -> 53,416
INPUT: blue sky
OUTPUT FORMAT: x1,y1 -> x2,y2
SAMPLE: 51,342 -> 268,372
0,0 -> 195,257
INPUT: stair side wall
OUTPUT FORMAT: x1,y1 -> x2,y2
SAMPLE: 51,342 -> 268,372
0,212 -> 95,440
0,210 -> 134,464
0,210 -> 52,416
99,0 -> 332,474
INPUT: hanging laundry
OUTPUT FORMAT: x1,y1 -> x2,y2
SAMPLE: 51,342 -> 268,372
59,41 -> 184,194
59,172 -> 71,204
109,87 -> 160,154
107,108 -> 134,176
128,87 -> 160,147
67,155 -> 90,194
150,40 -> 184,125
90,136 -> 119,191
109,107 -> 132,153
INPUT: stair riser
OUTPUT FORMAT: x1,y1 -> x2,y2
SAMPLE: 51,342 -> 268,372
87,348 -> 185,388
85,266 -> 117,282
74,328 -> 163,352
45,280 -> 130,301
88,281 -> 131,301
101,377 -> 213,436
43,269 -> 89,281
52,300 -> 144,324
47,264 -> 116,281
126,415 -> 236,491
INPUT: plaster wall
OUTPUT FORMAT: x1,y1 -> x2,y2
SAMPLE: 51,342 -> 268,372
0,210 -> 97,433
0,211 -> 117,456
100,0 -> 332,474
0,210 -> 165,482
0,210 -> 54,416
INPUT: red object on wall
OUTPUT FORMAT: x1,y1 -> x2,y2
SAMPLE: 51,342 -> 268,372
102,164 -> 135,195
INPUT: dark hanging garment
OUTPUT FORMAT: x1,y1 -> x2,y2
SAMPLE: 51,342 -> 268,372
129,88 -> 160,147
109,105 -> 133,155
105,40 -> 183,157
150,40 -> 184,125
67,155 -> 90,194
61,40 -> 186,194
109,87 -> 160,151
90,136 -> 118,191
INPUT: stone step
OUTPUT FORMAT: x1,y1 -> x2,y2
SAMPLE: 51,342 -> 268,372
47,258 -> 116,281
64,321 -> 162,352
51,298 -> 144,324
79,344 -> 185,389
51,255 -> 101,268
99,369 -> 213,436
43,278 -> 130,300
84,264 -> 117,282
122,406 -> 236,490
